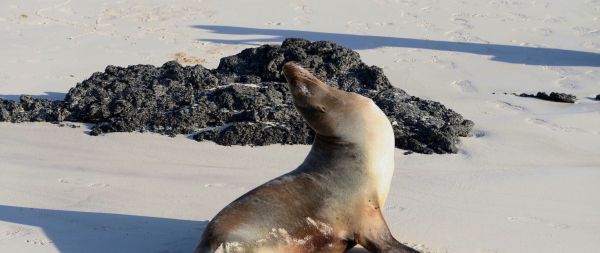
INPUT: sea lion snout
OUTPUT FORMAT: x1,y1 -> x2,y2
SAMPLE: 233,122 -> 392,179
281,62 -> 394,146
282,62 -> 329,97
282,62 -> 311,84
282,62 -> 341,137
281,62 -> 302,81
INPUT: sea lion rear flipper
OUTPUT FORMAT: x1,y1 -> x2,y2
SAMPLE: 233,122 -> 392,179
356,210 -> 421,253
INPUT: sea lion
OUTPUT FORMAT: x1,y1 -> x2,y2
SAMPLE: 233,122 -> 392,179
193,62 -> 419,253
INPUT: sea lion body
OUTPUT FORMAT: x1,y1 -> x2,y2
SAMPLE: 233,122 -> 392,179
194,63 -> 418,253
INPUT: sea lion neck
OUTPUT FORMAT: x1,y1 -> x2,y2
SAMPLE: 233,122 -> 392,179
299,134 -> 366,171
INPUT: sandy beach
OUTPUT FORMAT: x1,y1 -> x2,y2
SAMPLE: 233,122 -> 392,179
1,0 -> 599,252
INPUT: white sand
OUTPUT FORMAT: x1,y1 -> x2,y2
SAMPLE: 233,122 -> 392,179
1,0 -> 599,252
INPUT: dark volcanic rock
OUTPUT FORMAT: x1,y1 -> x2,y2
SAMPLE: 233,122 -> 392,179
374,88 -> 474,154
215,39 -> 392,95
519,92 -> 577,103
194,122 -> 315,146
0,38 -> 474,154
0,95 -> 68,122
595,94 -> 600,101
64,63 -> 217,136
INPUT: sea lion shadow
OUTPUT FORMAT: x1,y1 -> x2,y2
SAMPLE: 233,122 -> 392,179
0,205 -> 207,253
192,25 -> 600,67
347,247 -> 370,252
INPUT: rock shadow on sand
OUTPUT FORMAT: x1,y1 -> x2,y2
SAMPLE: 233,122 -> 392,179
192,25 -> 600,67
0,205 -> 207,253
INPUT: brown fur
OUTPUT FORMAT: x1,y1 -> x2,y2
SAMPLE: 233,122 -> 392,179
193,63 -> 420,253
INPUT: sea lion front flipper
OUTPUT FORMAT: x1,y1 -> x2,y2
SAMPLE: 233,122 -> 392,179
356,210 -> 421,253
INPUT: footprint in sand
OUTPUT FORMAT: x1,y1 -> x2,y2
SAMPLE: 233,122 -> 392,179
445,30 -> 489,43
450,17 -> 473,29
58,178 -> 85,185
507,216 -> 571,230
394,55 -> 417,64
384,204 -> 406,212
58,178 -> 72,184
530,27 -> 554,36
290,0 -> 312,24
492,100 -> 527,113
555,76 -> 580,90
345,21 -> 371,32
87,183 -> 110,188
290,0 -> 311,14
583,41 -> 600,51
507,216 -> 543,223
266,21 -> 284,26
451,80 -> 477,93
525,118 -> 589,134
25,238 -> 53,246
2,226 -> 32,239
59,178 -> 110,188
549,223 -> 571,229
373,21 -> 396,27
547,66 -> 599,90
488,0 -> 524,6
432,56 -> 456,69
543,16 -> 567,24
572,26 -> 600,37
204,183 -> 225,188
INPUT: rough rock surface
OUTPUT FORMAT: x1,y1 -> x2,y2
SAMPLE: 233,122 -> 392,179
0,38 -> 473,154
519,92 -> 577,103
0,95 -> 69,122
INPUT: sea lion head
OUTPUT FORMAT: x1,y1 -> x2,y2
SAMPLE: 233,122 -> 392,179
282,62 -> 393,146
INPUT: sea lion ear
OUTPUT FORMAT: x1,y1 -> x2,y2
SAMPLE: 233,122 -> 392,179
317,105 -> 326,113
